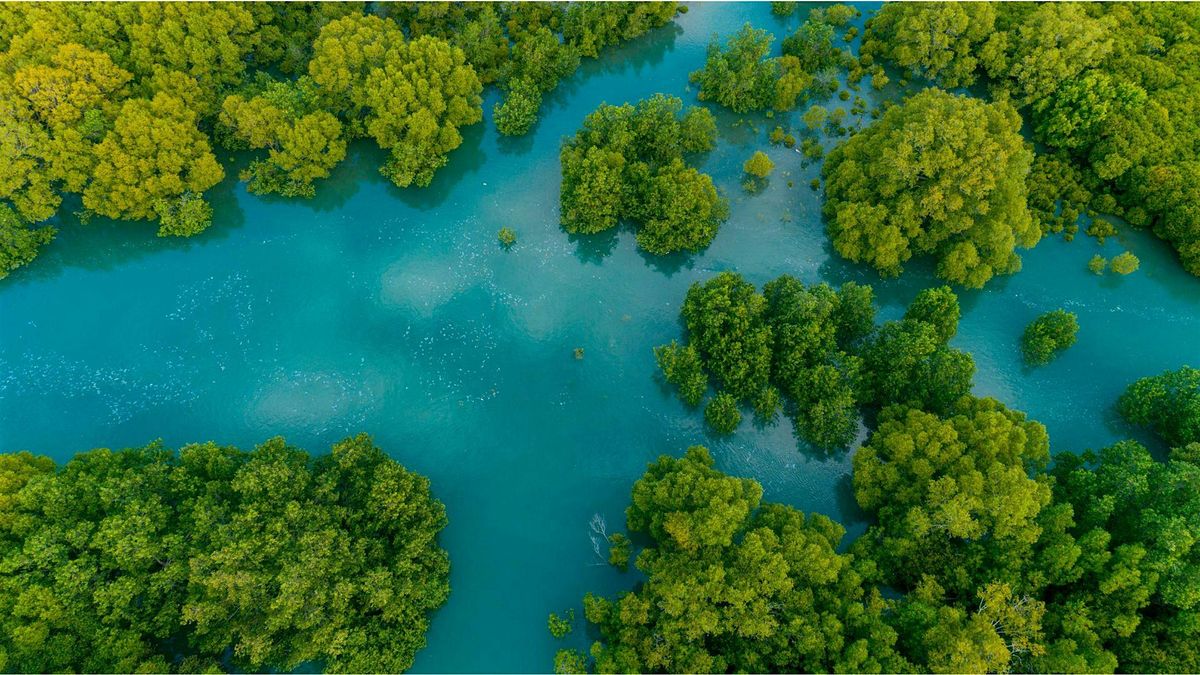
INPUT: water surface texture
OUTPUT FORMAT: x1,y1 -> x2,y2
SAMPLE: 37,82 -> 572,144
2,4 -> 1199,671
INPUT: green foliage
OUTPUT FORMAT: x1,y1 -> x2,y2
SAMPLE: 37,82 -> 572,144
1088,254 -> 1108,274
1021,310 -> 1079,366
636,159 -> 728,255
770,2 -> 797,18
0,204 -> 54,280
859,289 -> 974,414
681,272 -> 773,401
661,273 -> 975,451
853,397 -> 1052,597
1118,366 -> 1200,447
863,3 -> 1200,278
1050,440 -> 1200,672
497,226 -> 517,248
822,88 -> 1038,288
155,192 -> 215,238
1086,217 -> 1119,245
782,20 -> 848,74
548,609 -> 574,639
1111,251 -> 1140,275
1034,71 -> 1147,153
743,150 -> 774,179
690,24 -> 775,113
802,104 -> 827,130
607,533 -> 631,571
0,434 -> 449,673
6,2 -> 687,274
562,2 -> 678,59
220,81 -> 346,198
309,15 -> 483,188
554,648 -> 588,674
493,77 -> 542,137
580,446 -> 907,673
392,2 -> 678,138
83,93 -> 224,233
690,23 -> 816,113
821,5 -> 858,28
903,285 -> 961,342
860,3 -> 997,88
655,340 -> 707,406
705,392 -> 742,434
1027,153 -> 1090,237
560,95 -> 725,255
492,27 -> 578,137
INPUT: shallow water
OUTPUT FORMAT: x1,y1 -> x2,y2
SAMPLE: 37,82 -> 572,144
1,3 -> 1198,671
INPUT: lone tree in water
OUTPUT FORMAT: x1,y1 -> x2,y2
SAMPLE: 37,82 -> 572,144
1021,309 -> 1079,366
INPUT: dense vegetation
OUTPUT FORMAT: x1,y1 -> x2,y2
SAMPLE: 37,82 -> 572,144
1021,309 -> 1079,366
689,12 -> 855,114
571,274 -> 1200,673
6,4 -> 1200,674
1119,366 -> 1200,448
0,434 -> 449,673
560,94 -> 727,255
822,88 -> 1038,288
565,429 -> 1200,673
389,2 -> 679,137
0,2 -> 681,279
569,446 -> 906,673
860,2 -> 1200,278
657,273 -> 970,448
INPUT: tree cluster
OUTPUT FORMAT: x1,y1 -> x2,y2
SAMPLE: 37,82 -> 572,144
560,94 -> 727,255
1021,309 -> 1079,366
861,3 -> 1200,277
0,2 -> 683,279
657,272 -> 972,448
569,410 -> 1200,674
689,20 -> 852,114
574,446 -> 907,673
391,2 -> 679,138
1118,366 -> 1200,448
0,434 -> 450,673
822,88 -> 1038,288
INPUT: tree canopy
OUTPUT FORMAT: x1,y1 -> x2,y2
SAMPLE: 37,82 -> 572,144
0,434 -> 449,673
862,2 -> 1200,277
580,446 -> 908,674
1021,310 -> 1079,366
560,94 -> 726,255
1118,366 -> 1200,448
822,88 -> 1038,288
0,2 -> 684,279
689,23 -> 826,113
658,272 -> 972,447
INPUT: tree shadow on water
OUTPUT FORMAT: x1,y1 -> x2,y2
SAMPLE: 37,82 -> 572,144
495,125 -> 538,157
5,178 -> 247,287
638,247 -> 698,278
569,228 -> 621,266
546,22 -> 683,114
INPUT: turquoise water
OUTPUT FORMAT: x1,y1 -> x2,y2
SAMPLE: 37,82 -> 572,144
1,3 -> 1199,671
